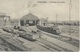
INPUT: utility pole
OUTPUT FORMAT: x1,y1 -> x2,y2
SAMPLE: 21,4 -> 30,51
69,0 -> 72,41
56,14 -> 58,23
69,0 -> 71,22
55,14 -> 58,25
46,17 -> 48,22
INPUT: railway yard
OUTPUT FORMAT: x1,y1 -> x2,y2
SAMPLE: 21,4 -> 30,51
0,0 -> 79,51
0,25 -> 79,52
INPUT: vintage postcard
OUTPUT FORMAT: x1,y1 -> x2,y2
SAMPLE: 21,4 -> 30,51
0,0 -> 79,52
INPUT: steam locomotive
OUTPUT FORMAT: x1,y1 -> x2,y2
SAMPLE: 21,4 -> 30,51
37,25 -> 60,35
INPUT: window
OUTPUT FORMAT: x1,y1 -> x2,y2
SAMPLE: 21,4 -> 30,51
29,21 -> 33,24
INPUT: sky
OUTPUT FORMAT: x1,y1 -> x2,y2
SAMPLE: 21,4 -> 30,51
0,0 -> 79,21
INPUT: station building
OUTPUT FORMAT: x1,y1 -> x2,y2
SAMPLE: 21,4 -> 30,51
39,18 -> 48,26
0,13 -> 6,26
0,12 -> 11,27
20,13 -> 39,26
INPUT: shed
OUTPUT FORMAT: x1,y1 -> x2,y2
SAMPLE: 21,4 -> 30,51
20,13 -> 39,26
39,18 -> 48,26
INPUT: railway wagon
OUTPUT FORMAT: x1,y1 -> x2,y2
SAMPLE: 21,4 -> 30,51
2,26 -> 40,41
37,25 -> 60,35
19,31 -> 40,41
2,27 -> 14,33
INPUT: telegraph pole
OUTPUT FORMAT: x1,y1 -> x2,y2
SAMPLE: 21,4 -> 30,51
56,14 -> 58,23
69,0 -> 72,41
46,17 -> 48,22
69,0 -> 71,22
55,14 -> 58,25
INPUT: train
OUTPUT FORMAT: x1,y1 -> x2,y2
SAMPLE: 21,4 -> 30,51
14,26 -> 26,31
19,31 -> 40,41
2,26 -> 40,41
37,25 -> 61,35
2,27 -> 14,33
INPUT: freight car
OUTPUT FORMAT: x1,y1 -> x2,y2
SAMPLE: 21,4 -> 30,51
2,27 -> 14,33
19,31 -> 40,41
2,27 -> 21,35
14,26 -> 26,31
37,25 -> 60,35
2,26 -> 40,41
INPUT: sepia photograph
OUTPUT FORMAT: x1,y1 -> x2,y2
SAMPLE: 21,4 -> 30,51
0,0 -> 79,52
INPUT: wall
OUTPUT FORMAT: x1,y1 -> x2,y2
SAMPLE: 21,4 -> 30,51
0,17 -> 5,26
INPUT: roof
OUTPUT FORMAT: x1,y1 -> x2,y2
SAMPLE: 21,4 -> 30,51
21,13 -> 39,20
40,18 -> 47,22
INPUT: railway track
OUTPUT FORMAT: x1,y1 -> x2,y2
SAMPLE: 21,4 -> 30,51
1,26 -> 78,51
0,34 -> 30,51
39,30 -> 79,47
14,27 -> 79,51
35,38 -> 71,51
18,36 -> 71,51
1,29 -> 64,51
